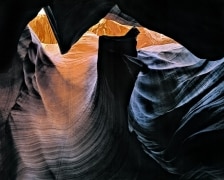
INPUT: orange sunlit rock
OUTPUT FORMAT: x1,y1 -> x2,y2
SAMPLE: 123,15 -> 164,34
90,19 -> 176,49
29,14 -> 176,49
89,19 -> 130,36
29,14 -> 58,44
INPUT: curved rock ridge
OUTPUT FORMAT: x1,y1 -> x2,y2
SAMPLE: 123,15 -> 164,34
3,27 -> 174,179
129,43 -> 224,179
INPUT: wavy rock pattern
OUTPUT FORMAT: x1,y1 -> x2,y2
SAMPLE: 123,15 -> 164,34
0,27 -> 177,179
1,1 -> 224,179
129,44 -> 224,179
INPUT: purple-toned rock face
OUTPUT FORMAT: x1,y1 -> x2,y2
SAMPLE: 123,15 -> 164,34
1,26 -> 177,179
0,1 -> 224,179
